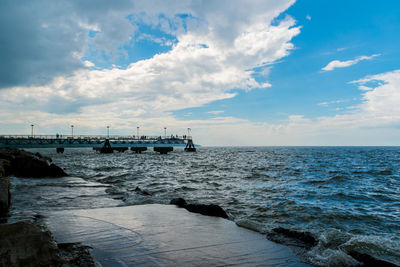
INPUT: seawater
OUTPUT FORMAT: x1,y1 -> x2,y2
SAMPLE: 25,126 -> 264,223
9,147 -> 400,266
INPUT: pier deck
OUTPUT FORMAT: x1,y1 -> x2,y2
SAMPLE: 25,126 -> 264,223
0,135 -> 196,153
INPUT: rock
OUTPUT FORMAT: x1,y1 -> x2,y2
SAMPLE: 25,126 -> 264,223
0,147 -> 67,178
185,204 -> 229,219
0,159 -> 11,177
58,242 -> 96,266
348,250 -> 398,267
48,163 -> 68,177
0,148 -> 67,216
134,186 -> 151,196
170,198 -> 187,207
0,221 -> 62,266
170,198 -> 228,219
0,222 -> 96,266
0,177 -> 11,217
34,152 -> 52,163
0,159 -> 11,218
0,179 -> 10,218
266,227 -> 318,249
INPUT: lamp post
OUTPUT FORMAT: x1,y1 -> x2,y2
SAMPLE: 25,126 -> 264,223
71,125 -> 74,138
164,127 -> 167,139
107,126 -> 110,138
30,124 -> 34,137
137,126 -> 139,138
187,128 -> 191,139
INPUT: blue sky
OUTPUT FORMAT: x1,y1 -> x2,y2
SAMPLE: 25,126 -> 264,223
175,1 -> 400,122
1,0 -> 400,145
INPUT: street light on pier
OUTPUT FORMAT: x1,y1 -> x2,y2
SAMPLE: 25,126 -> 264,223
137,126 -> 139,138
164,127 -> 167,139
187,128 -> 191,138
107,126 -> 110,138
30,124 -> 34,137
71,125 -> 74,138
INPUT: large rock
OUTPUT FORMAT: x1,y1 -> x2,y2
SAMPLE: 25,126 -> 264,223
0,148 -> 67,217
0,147 -> 67,178
0,159 -> 11,177
0,221 -> 62,266
185,204 -> 229,219
170,198 -> 229,219
0,177 -> 10,217
266,227 -> 318,249
0,159 -> 11,218
170,197 -> 187,207
57,242 -> 95,267
0,222 -> 96,266
348,250 -> 398,267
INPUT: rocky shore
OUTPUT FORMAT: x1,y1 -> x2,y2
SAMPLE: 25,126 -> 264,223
0,148 -> 234,266
0,147 -> 67,218
0,221 -> 95,266
1,148 -> 397,266
0,148 -> 94,266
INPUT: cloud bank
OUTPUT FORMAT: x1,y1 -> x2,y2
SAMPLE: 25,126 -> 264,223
0,0 -> 301,141
191,69 -> 400,146
2,1 -> 397,145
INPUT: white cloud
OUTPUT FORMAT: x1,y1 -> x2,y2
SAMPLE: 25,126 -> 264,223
207,110 -> 224,115
322,54 -> 380,71
2,70 -> 400,146
182,69 -> 400,146
137,33 -> 174,46
9,1 -> 397,146
0,0 -> 300,142
317,99 -> 346,106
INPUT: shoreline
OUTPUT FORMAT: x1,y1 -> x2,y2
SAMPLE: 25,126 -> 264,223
1,147 -> 399,266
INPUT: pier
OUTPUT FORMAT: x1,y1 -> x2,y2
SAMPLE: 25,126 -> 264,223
0,135 -> 197,154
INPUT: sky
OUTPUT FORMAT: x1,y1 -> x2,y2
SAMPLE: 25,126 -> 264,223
1,0 -> 400,146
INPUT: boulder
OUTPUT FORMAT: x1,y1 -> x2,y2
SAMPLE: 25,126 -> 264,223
0,221 -> 62,266
0,159 -> 11,218
47,163 -> 68,177
34,152 -> 52,163
170,198 -> 228,219
348,250 -> 398,267
266,227 -> 318,249
0,148 -> 67,178
0,222 -> 96,266
57,242 -> 95,267
185,204 -> 229,219
170,198 -> 187,207
0,177 -> 11,217
0,159 -> 11,177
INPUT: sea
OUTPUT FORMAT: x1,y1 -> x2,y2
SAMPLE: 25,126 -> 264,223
8,146 -> 400,266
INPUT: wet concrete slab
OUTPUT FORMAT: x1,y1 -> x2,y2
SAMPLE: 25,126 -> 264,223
44,204 -> 310,266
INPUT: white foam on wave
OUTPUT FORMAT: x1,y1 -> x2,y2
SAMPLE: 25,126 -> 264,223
305,228 -> 400,266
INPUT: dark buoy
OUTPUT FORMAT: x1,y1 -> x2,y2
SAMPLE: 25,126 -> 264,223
56,147 -> 64,154
100,139 -> 113,154
184,139 -> 196,152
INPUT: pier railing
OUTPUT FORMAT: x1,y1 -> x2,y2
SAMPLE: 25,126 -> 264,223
0,135 -> 192,141
0,134 -> 198,153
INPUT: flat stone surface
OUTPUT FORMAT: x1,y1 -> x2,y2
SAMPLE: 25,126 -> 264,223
44,204 -> 310,266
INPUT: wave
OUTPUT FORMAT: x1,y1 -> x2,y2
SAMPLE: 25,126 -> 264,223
265,227 -> 400,266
